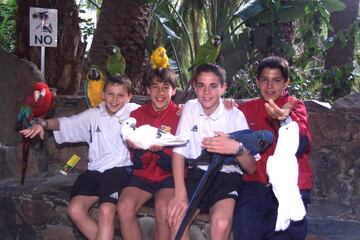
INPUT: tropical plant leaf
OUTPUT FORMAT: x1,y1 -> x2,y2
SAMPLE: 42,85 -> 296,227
248,0 -> 345,24
233,0 -> 265,22
221,30 -> 250,81
158,16 -> 180,40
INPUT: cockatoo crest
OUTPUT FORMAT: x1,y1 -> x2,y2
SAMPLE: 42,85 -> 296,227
120,117 -> 188,150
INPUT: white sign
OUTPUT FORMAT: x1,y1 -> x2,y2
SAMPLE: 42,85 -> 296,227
29,7 -> 58,47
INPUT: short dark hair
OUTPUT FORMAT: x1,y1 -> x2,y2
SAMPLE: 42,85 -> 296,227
104,74 -> 132,94
256,56 -> 289,81
147,68 -> 178,89
192,64 -> 226,85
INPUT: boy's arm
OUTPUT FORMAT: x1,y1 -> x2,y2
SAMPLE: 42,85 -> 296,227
264,98 -> 294,121
167,152 -> 188,228
235,150 -> 257,175
265,98 -> 311,153
202,132 -> 257,174
20,118 -> 60,139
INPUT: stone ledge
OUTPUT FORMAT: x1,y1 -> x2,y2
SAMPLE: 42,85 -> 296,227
2,175 -> 360,240
138,205 -> 210,223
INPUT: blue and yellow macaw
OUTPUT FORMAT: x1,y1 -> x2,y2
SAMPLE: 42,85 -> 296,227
84,65 -> 105,108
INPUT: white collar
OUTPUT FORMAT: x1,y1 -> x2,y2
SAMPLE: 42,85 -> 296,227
197,99 -> 225,121
99,102 -> 129,119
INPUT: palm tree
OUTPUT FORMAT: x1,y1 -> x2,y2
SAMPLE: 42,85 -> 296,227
88,0 -> 153,94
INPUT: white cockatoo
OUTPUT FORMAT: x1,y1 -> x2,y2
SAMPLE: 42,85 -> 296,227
120,117 -> 188,150
266,121 -> 306,231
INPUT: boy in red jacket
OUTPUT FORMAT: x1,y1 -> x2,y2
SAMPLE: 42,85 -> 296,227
117,68 -> 180,240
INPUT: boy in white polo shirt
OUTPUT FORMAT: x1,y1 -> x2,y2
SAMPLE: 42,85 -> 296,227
20,75 -> 139,240
167,64 -> 257,239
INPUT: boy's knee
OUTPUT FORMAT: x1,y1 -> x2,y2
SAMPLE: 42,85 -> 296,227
117,201 -> 136,219
67,203 -> 82,219
99,203 -> 116,219
211,216 -> 232,233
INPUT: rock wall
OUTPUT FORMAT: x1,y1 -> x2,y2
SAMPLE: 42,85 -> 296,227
1,51 -> 360,239
307,94 -> 360,220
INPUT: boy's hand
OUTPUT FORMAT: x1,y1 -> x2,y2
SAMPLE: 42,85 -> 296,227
176,104 -> 184,116
149,144 -> 163,152
265,99 -> 295,120
202,132 -> 239,155
126,139 -> 141,149
167,193 -> 188,228
20,124 -> 45,139
223,98 -> 238,110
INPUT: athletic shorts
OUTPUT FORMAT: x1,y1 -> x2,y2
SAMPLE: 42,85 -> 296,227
126,175 -> 174,195
70,166 -> 132,205
186,167 -> 242,213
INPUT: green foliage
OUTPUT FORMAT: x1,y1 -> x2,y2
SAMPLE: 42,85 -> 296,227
144,0 -> 348,101
223,0 -> 339,100
0,0 -> 16,52
77,2 -> 97,41
353,20 -> 360,93
320,17 -> 360,101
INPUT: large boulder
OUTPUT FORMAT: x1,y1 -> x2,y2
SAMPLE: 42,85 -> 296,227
0,51 -> 88,181
306,93 -> 360,220
0,50 -> 45,146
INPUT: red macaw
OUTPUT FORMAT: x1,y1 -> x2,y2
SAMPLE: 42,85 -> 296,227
15,81 -> 54,185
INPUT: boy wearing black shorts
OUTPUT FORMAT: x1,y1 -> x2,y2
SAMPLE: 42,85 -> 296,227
21,75 -> 139,240
167,64 -> 257,239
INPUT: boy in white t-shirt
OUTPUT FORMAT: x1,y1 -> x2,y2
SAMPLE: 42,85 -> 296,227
167,64 -> 257,239
20,75 -> 139,240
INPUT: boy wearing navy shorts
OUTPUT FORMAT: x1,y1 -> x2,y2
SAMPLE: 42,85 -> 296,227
21,75 -> 139,240
117,68 -> 180,240
167,64 -> 257,240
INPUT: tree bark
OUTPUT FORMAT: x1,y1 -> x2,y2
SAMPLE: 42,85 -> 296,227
89,0 -> 153,94
322,0 -> 359,100
15,0 -> 83,95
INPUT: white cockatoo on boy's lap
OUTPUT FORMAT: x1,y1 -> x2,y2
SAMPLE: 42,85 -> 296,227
267,120 -> 306,231
120,117 -> 188,150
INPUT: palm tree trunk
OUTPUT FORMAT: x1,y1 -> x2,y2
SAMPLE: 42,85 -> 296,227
89,0 -> 153,94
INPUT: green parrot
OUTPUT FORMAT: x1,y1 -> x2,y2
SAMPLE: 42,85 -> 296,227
189,35 -> 221,71
106,45 -> 126,77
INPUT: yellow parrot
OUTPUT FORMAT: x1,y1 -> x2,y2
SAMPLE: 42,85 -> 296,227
84,65 -> 105,108
150,47 -> 171,69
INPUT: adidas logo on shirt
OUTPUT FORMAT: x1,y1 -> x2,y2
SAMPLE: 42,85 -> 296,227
191,125 -> 198,132
109,192 -> 119,200
228,190 -> 238,197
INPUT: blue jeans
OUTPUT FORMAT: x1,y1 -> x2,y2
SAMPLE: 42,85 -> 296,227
232,182 -> 310,240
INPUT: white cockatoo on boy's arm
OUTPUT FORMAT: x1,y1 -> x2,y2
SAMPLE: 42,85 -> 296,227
266,120 -> 306,231
120,117 -> 188,150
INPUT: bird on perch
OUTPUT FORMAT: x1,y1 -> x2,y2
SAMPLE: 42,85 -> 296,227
15,81 -> 54,185
150,47 -> 171,69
